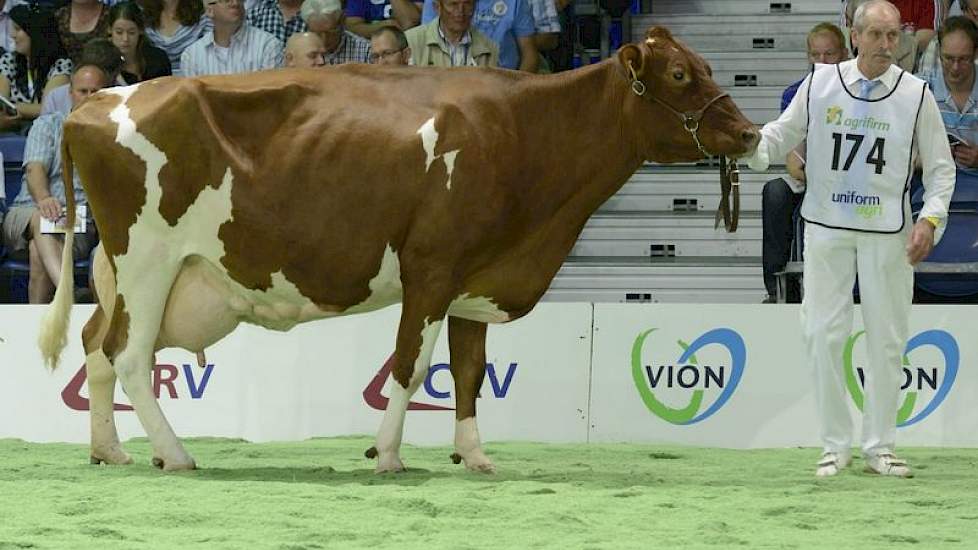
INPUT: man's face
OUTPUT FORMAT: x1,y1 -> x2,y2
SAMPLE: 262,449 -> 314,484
207,0 -> 244,26
286,34 -> 326,67
306,12 -> 344,51
808,32 -> 845,65
69,67 -> 107,109
436,0 -> 475,36
941,30 -> 977,88
369,33 -> 409,65
851,6 -> 901,75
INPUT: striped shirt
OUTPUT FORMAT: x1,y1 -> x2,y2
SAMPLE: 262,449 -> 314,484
919,67 -> 978,176
14,112 -> 87,208
146,17 -> 213,76
324,30 -> 371,65
181,24 -> 284,77
436,23 -> 474,68
527,0 -> 560,33
247,0 -> 308,45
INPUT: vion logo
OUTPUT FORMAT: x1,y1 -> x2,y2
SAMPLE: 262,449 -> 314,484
844,329 -> 959,427
363,353 -> 518,411
62,363 -> 215,411
631,328 -> 746,425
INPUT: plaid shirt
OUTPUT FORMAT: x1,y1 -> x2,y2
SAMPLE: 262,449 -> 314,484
14,113 -> 87,208
324,30 -> 371,65
247,0 -> 308,45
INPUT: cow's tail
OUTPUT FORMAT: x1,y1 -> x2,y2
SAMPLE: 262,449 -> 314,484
38,136 -> 77,371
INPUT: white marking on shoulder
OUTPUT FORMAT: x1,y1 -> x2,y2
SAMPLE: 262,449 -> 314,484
416,117 -> 461,189
448,293 -> 509,323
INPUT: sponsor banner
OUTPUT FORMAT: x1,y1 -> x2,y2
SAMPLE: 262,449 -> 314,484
589,304 -> 978,447
0,304 -> 592,445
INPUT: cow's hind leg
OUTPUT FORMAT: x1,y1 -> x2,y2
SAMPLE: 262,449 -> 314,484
105,262 -> 195,471
83,305 -> 132,465
447,317 -> 495,473
367,294 -> 448,473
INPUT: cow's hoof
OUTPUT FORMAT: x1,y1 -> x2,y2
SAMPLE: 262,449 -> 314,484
90,447 -> 133,466
457,449 -> 496,474
152,456 -> 197,471
365,446 -> 378,459
374,454 -> 405,474
450,453 -> 462,464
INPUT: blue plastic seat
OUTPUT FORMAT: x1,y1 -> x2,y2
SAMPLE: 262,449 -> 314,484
911,173 -> 978,298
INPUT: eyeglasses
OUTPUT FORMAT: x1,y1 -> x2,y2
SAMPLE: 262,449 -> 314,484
208,0 -> 241,6
940,54 -> 975,67
369,48 -> 405,63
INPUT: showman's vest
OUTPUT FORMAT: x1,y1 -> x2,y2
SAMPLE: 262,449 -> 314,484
802,64 -> 926,232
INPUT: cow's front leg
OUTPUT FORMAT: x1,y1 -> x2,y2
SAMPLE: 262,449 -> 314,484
447,316 -> 495,473
367,296 -> 447,473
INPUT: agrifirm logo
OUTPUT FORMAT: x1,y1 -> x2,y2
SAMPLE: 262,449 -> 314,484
826,106 -> 891,132
62,363 -> 215,411
631,328 -> 746,425
363,353 -> 518,411
826,105 -> 843,125
844,329 -> 959,427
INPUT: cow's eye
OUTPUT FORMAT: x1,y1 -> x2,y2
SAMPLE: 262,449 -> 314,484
673,70 -> 685,81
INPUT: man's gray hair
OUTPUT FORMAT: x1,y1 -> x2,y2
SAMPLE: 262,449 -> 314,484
301,0 -> 343,21
851,0 -> 901,32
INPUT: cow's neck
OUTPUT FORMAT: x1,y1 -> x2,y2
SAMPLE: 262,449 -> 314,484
514,62 -> 645,227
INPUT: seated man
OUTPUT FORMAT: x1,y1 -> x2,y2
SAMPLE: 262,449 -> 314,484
405,0 -> 498,67
301,0 -> 372,65
41,39 -> 124,117
345,0 -> 422,39
761,22 -> 848,303
841,0 -> 935,71
421,0 -> 537,71
369,26 -> 412,65
181,0 -> 284,76
918,17 -> 978,179
284,31 -> 327,67
247,0 -> 308,45
2,65 -> 107,304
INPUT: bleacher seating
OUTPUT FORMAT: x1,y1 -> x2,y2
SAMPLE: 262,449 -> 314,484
911,175 -> 978,299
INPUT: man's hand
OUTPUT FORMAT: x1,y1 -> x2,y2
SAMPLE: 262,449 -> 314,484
952,143 -> 978,167
906,218 -> 936,265
37,196 -> 63,223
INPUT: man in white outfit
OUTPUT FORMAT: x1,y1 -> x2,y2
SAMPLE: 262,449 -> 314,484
744,0 -> 955,477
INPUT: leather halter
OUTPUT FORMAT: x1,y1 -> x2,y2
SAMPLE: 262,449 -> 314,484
627,63 -> 741,233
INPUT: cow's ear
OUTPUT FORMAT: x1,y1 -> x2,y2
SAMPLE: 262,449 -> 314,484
618,44 -> 645,80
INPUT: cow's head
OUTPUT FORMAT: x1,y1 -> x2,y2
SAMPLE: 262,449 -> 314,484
618,27 -> 758,163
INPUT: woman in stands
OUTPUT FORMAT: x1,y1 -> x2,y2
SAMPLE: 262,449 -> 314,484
56,0 -> 112,62
0,5 -> 72,133
109,1 -> 172,84
139,0 -> 211,76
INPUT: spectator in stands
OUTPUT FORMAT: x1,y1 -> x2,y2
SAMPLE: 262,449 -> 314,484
405,0 -> 497,67
302,0 -> 371,64
843,0 -> 938,71
919,0 -> 977,74
3,65 -> 106,304
247,0 -> 308,45
0,0 -> 25,54
57,0 -> 111,62
345,0 -> 421,39
141,0 -> 212,76
0,5 -> 72,133
528,0 -> 560,73
41,39 -> 123,116
918,16 -> 978,174
746,0 -> 954,478
181,0 -> 283,76
761,23 -> 849,304
421,0 -> 537,71
284,31 -> 326,66
109,2 -> 173,85
369,26 -> 410,64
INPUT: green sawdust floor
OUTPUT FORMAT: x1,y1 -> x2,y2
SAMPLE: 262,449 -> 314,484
0,437 -> 975,549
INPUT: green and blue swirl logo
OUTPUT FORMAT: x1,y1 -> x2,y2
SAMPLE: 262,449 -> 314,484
844,329 -> 959,427
631,328 -> 746,425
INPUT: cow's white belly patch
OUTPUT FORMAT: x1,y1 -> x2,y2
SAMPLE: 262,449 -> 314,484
104,86 -> 405,341
416,117 -> 460,190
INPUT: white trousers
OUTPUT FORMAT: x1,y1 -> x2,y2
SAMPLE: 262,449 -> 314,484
800,222 -> 913,458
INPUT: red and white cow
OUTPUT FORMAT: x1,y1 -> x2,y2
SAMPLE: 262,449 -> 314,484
40,27 -> 757,472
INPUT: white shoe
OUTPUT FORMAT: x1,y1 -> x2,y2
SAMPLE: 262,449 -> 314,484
815,451 -> 852,477
864,453 -> 913,478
